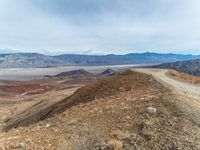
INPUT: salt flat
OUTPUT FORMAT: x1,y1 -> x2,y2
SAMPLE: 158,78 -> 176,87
0,64 -> 150,80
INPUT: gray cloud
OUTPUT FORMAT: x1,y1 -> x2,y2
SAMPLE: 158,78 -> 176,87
0,0 -> 200,54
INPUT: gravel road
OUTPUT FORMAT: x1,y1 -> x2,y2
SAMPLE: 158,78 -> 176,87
133,68 -> 200,124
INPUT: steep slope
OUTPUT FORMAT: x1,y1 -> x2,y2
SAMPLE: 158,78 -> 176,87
153,59 -> 200,76
1,70 -> 200,149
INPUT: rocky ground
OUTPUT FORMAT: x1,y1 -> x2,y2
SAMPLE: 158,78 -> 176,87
0,71 -> 200,149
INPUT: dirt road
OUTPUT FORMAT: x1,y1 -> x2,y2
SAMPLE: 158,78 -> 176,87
133,68 -> 200,124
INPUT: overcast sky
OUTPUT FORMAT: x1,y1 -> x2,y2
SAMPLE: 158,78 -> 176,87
0,0 -> 200,55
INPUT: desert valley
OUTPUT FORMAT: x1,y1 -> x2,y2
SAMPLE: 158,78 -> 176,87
0,56 -> 200,149
1,0 -> 200,149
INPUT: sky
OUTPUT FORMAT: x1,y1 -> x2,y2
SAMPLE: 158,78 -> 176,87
0,0 -> 200,55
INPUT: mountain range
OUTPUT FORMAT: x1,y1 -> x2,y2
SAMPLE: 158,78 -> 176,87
0,52 -> 200,68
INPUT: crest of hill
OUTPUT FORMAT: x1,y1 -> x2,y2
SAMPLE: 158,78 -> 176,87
154,59 -> 200,76
55,69 -> 94,78
53,70 -> 152,114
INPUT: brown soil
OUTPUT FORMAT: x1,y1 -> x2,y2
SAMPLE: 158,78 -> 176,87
0,84 -> 43,93
167,70 -> 200,85
0,77 -> 96,99
0,70 -> 200,149
0,76 -> 97,132
52,71 -> 151,114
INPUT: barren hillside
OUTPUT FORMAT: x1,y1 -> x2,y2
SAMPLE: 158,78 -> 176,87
0,70 -> 200,149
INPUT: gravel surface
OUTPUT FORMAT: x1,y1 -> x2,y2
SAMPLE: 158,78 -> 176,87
134,68 -> 200,124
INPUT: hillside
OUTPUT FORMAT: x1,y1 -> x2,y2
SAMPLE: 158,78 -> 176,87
54,69 -> 94,78
0,52 -> 199,68
154,59 -> 200,76
0,70 -> 200,149
97,69 -> 117,77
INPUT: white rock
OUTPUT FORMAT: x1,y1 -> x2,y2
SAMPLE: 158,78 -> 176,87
15,143 -> 25,149
146,107 -> 157,113
46,124 -> 50,127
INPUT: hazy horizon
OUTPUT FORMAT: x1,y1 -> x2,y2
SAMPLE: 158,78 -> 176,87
0,50 -> 199,56
0,0 -> 200,55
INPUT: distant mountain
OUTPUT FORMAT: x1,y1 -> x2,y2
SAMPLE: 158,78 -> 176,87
0,53 -> 67,68
55,69 -> 94,78
0,52 -> 199,68
54,52 -> 200,66
154,59 -> 200,76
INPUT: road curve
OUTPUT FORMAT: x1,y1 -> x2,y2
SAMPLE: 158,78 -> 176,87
133,68 -> 200,124
133,68 -> 200,100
